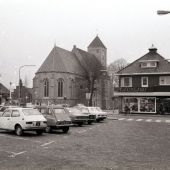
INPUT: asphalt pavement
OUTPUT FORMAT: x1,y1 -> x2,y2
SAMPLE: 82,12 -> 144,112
0,115 -> 170,170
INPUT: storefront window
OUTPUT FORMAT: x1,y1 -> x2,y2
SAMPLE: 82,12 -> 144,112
123,97 -> 156,113
123,97 -> 138,112
140,98 -> 155,113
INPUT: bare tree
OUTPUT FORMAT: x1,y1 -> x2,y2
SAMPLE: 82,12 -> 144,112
108,58 -> 128,87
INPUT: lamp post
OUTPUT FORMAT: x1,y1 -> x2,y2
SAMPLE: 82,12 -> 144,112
157,10 -> 170,15
18,65 -> 36,106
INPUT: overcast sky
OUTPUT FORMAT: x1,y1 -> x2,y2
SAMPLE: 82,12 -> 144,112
0,0 -> 170,88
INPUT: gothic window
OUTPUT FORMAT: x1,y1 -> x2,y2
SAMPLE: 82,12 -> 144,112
44,78 -> 49,97
58,79 -> 64,97
71,79 -> 74,97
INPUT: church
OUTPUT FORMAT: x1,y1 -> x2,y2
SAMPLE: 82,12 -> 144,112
33,36 -> 113,109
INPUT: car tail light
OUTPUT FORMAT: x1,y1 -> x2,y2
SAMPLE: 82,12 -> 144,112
26,122 -> 33,124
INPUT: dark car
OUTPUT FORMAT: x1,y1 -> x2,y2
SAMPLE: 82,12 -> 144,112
66,107 -> 89,126
74,106 -> 96,124
36,105 -> 72,133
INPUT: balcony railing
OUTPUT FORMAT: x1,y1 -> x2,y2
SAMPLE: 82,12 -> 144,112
115,86 -> 170,92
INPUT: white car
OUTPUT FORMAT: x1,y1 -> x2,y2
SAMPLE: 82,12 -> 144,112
87,107 -> 107,122
0,107 -> 47,136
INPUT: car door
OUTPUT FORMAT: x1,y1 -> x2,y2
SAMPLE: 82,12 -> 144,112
0,109 -> 11,130
46,108 -> 56,126
9,110 -> 21,130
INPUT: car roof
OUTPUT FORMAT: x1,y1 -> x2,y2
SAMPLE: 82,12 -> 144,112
36,105 -> 64,109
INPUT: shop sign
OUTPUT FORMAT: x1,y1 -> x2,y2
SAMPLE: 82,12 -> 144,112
119,87 -> 148,92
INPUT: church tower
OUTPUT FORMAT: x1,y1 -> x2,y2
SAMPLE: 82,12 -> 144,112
87,35 -> 107,67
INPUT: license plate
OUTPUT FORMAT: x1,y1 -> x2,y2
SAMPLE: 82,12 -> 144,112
36,122 -> 40,126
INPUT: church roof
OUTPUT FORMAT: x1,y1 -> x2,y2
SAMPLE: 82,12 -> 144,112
36,46 -> 86,76
0,83 -> 9,94
74,48 -> 103,74
88,35 -> 106,49
117,46 -> 170,75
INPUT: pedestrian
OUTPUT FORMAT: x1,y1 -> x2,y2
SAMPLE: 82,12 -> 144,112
159,104 -> 164,115
124,105 -> 130,115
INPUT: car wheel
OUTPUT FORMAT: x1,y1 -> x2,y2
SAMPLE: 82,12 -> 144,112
15,125 -> 23,136
62,127 -> 69,133
96,119 -> 100,123
36,130 -> 43,135
87,121 -> 92,125
78,122 -> 83,126
45,126 -> 51,133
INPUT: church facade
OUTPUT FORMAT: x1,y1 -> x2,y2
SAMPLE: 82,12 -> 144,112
33,36 -> 113,109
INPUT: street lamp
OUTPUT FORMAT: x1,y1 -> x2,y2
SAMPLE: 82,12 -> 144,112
157,10 -> 170,15
18,65 -> 36,106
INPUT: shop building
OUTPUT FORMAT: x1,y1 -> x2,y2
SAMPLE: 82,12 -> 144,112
114,45 -> 170,114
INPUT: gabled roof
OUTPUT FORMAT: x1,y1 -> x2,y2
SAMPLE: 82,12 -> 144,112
0,83 -> 9,94
88,35 -> 106,49
73,48 -> 104,75
36,46 -> 86,76
117,46 -> 170,75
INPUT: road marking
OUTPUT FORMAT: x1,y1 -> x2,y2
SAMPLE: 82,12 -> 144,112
41,141 -> 55,147
77,130 -> 87,134
9,151 -> 27,158
155,120 -> 161,123
0,134 -> 42,144
136,119 -> 143,121
165,120 -> 170,123
118,118 -> 126,120
126,118 -> 134,121
145,119 -> 152,122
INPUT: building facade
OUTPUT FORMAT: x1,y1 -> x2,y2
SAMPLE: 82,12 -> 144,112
0,83 -> 9,104
114,45 -> 170,114
33,36 -> 113,109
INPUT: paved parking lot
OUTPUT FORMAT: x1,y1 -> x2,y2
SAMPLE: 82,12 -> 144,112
0,115 -> 170,170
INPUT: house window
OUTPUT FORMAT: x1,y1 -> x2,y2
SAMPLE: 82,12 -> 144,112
58,79 -> 64,97
121,77 -> 132,87
159,76 -> 170,85
141,77 -> 148,87
44,79 -> 49,97
141,61 -> 157,68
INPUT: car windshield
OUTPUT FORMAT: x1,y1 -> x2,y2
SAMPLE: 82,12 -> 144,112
88,107 -> 97,112
95,107 -> 102,112
53,108 -> 69,119
22,109 -> 42,116
80,107 -> 89,113
68,108 -> 82,115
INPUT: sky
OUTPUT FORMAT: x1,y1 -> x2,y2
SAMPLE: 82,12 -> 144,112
0,0 -> 170,89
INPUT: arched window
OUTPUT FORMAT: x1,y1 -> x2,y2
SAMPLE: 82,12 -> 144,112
71,79 -> 74,98
58,79 -> 64,97
44,78 -> 49,97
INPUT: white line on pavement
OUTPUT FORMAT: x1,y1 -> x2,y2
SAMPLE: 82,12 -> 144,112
41,141 -> 55,147
9,151 -> 27,158
136,119 -> 143,121
126,118 -> 134,121
77,130 -> 87,134
155,120 -> 161,123
165,120 -> 170,123
118,118 -> 126,120
145,119 -> 152,122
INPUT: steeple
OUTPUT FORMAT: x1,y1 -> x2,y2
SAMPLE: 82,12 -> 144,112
88,35 -> 106,49
87,35 -> 107,67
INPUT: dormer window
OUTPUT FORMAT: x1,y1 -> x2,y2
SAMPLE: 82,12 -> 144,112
140,60 -> 159,68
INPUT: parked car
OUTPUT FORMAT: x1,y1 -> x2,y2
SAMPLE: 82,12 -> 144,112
66,107 -> 89,126
87,107 -> 107,122
36,105 -> 72,133
0,107 -> 47,136
74,106 -> 96,124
